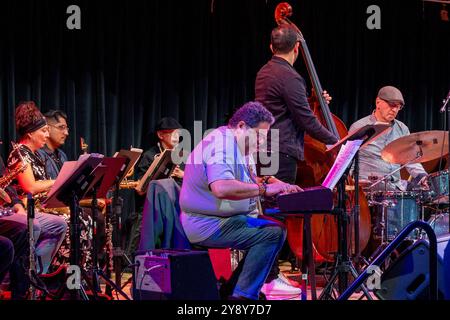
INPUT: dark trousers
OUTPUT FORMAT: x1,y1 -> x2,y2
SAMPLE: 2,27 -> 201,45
0,236 -> 14,283
265,153 -> 298,282
0,218 -> 30,299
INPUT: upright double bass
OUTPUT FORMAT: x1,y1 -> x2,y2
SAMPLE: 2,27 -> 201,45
273,3 -> 371,263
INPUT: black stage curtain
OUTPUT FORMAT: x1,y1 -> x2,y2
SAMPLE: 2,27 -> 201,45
1,0 -> 449,161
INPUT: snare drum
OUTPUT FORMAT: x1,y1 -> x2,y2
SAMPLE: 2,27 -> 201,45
368,191 -> 421,241
427,170 -> 449,204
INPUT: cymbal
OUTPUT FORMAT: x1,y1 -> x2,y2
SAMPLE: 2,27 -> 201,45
382,130 -> 449,164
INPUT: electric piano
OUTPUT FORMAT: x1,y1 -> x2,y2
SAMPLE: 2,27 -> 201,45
265,185 -> 334,215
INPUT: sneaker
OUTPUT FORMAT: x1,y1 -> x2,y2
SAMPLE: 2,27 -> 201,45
261,276 -> 302,296
278,272 -> 301,288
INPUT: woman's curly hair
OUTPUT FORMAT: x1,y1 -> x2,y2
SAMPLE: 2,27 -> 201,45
15,101 -> 45,137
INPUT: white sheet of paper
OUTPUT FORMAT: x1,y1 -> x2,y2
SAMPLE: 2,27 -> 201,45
44,154 -> 93,208
44,161 -> 78,208
322,139 -> 364,190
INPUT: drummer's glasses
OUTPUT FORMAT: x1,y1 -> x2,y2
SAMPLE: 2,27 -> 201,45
383,100 -> 404,110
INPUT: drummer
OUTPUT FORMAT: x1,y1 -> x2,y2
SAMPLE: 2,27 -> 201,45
349,86 -> 428,191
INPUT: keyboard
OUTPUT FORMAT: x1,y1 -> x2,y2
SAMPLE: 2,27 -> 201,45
265,186 -> 334,215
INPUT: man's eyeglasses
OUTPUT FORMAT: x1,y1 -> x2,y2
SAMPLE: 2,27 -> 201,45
50,124 -> 69,132
383,100 -> 404,110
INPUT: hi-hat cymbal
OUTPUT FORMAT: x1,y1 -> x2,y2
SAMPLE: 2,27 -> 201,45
381,130 -> 449,164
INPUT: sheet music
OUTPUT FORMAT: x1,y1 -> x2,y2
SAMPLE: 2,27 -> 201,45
45,154 -> 92,203
114,148 -> 143,183
135,149 -> 172,194
322,139 -> 364,190
44,154 -> 103,208
45,161 -> 76,204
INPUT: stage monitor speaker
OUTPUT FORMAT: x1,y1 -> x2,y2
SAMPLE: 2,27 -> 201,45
132,249 -> 220,300
374,235 -> 450,300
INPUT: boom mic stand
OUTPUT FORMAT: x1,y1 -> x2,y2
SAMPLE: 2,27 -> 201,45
439,89 -> 450,234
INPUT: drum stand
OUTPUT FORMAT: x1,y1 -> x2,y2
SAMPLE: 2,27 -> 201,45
320,168 -> 372,300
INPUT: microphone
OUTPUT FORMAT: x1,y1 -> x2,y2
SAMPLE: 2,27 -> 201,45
439,90 -> 450,113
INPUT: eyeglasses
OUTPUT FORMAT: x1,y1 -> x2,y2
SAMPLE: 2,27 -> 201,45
383,100 -> 404,110
50,124 -> 69,132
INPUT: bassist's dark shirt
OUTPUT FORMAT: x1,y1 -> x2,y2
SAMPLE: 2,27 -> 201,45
255,56 -> 338,160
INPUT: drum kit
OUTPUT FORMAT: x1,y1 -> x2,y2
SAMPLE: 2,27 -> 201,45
363,130 -> 450,259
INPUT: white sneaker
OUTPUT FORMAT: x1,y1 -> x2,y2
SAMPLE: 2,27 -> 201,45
278,272 -> 300,287
261,276 -> 302,296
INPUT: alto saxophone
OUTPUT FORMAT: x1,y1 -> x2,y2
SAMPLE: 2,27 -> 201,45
0,161 -> 28,189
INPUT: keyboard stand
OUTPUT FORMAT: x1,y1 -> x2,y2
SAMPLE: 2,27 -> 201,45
301,213 -> 316,300
265,208 -> 334,300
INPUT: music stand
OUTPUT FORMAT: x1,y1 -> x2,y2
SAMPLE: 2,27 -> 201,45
328,123 -> 390,258
84,157 -> 131,300
113,148 -> 143,185
135,148 -> 176,195
109,149 -> 142,289
319,123 -> 390,300
43,154 -> 104,300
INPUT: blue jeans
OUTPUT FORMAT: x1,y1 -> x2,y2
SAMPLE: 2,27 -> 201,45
0,221 -> 29,299
194,214 -> 286,300
0,236 -> 14,283
0,212 -> 67,274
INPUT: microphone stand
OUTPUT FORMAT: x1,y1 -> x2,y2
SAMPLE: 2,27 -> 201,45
440,90 -> 450,234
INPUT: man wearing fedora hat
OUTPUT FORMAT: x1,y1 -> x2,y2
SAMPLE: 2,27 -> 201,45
126,117 -> 184,257
136,117 -> 184,183
349,85 -> 428,191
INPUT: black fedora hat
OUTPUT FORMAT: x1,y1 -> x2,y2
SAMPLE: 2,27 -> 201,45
155,117 -> 182,131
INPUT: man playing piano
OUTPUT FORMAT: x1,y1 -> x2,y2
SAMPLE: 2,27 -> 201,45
179,102 -> 301,300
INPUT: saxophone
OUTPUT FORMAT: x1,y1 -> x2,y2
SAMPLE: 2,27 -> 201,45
0,145 -> 28,206
10,142 -> 70,215
0,161 -> 28,189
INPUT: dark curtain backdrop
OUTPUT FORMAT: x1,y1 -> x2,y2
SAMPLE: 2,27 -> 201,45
1,0 -> 449,161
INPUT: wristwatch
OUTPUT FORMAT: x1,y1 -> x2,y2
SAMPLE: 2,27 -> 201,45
262,175 -> 275,184
258,182 -> 267,196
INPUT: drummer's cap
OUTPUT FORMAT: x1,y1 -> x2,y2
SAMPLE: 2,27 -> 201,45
377,86 -> 405,106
